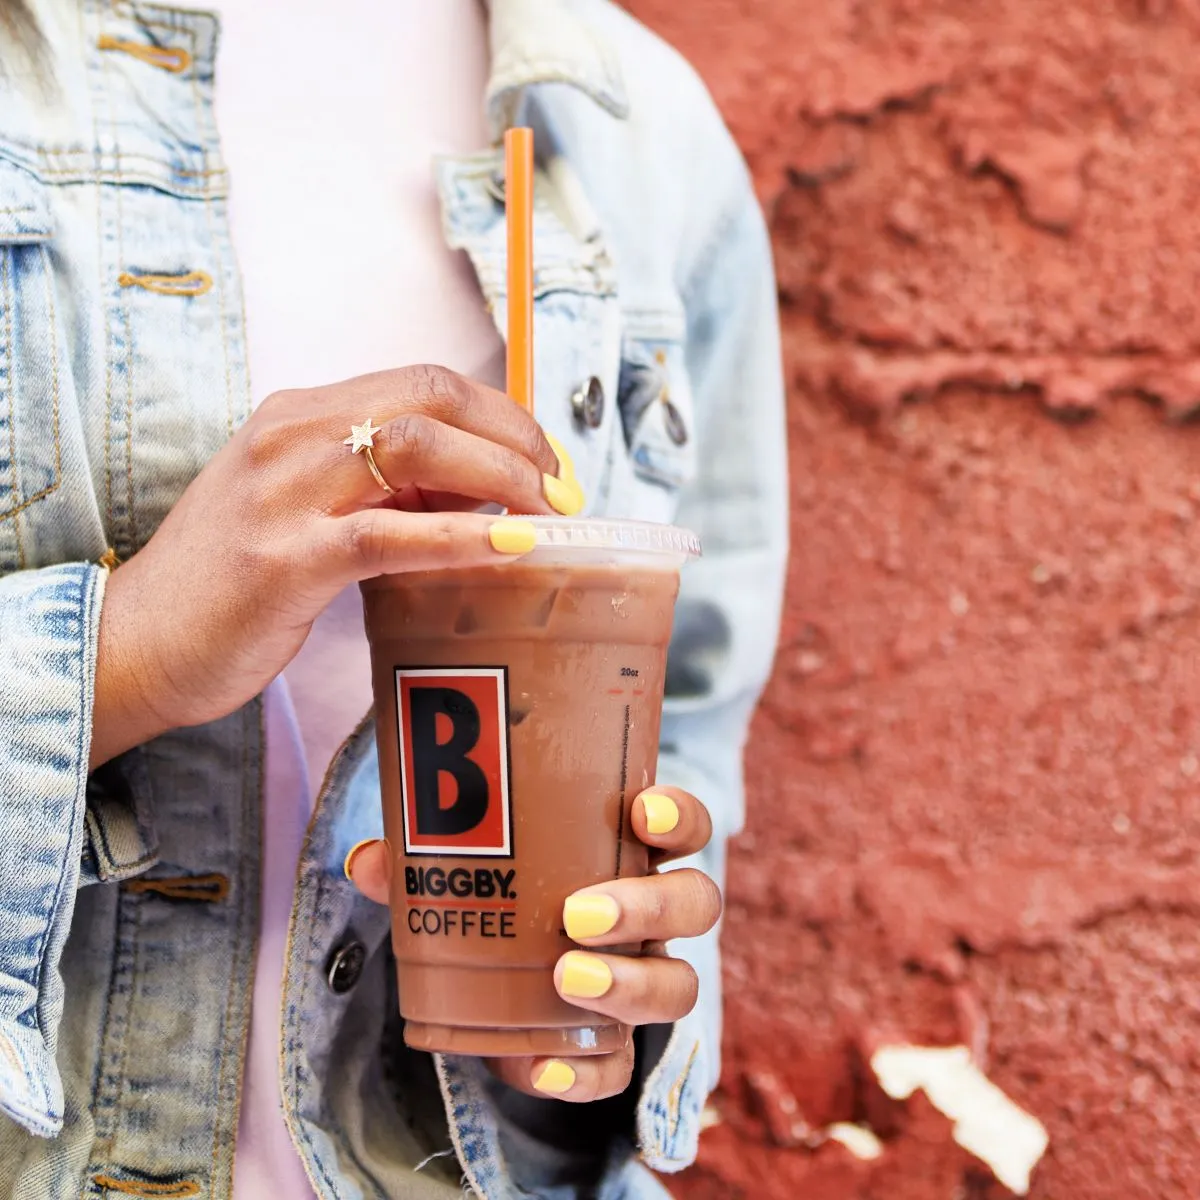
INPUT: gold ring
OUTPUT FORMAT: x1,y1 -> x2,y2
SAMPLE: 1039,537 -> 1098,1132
343,418 -> 396,496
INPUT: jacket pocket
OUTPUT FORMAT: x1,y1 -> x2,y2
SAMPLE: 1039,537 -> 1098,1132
0,157 -> 61,540
617,316 -> 698,494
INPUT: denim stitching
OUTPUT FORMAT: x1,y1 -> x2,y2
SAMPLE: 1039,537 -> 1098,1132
112,148 -> 137,553
93,1175 -> 200,1197
105,886 -> 144,1153
208,703 -> 263,1196
87,799 -> 156,879
117,269 -> 212,297
94,14 -> 115,538
123,873 -> 228,902
96,34 -> 191,74
1,247 -> 23,565
0,246 -> 63,524
279,730 -> 358,1198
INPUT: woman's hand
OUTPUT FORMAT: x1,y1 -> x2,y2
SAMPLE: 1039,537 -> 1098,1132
90,366 -> 577,768
346,786 -> 722,1101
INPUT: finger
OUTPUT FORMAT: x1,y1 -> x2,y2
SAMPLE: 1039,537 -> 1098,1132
343,365 -> 564,483
630,787 -> 713,863
555,950 -> 700,1026
485,1041 -> 635,1103
308,510 -> 541,592
563,869 -> 722,946
364,413 -> 581,516
345,838 -> 389,904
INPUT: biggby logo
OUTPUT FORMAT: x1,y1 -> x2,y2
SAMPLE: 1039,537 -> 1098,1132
395,667 -> 512,857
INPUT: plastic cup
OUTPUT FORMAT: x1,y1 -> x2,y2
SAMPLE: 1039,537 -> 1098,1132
361,517 -> 700,1056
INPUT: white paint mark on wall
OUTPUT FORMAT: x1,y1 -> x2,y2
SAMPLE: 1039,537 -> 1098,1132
871,1044 -> 1049,1195
826,1122 -> 884,1161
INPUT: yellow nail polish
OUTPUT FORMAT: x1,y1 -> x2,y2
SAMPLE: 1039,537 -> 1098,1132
560,951 -> 613,999
563,893 -> 620,941
641,792 -> 680,835
533,1060 -> 576,1095
543,473 -> 584,516
488,519 -> 538,555
544,432 -> 576,481
343,838 -> 379,881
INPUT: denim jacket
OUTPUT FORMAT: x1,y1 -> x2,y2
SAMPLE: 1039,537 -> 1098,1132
0,1 -> 787,1196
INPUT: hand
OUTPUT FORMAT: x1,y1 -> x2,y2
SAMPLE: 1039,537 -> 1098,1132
90,366 -> 580,768
347,786 -> 722,1102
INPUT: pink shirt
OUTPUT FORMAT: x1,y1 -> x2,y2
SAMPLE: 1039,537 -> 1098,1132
184,1 -> 504,1193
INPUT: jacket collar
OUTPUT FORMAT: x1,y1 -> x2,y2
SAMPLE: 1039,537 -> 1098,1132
485,0 -> 629,136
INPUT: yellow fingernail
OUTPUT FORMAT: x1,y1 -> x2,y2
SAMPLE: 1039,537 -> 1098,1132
560,951 -> 613,999
543,473 -> 585,516
545,432 -> 576,481
641,792 -> 680,835
488,519 -> 538,555
563,893 -> 620,941
533,1060 -> 576,1095
343,838 -> 379,881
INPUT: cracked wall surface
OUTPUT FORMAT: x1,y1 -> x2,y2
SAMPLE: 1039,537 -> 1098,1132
626,2 -> 1200,1197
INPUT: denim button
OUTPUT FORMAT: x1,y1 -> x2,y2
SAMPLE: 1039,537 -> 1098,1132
326,941 -> 365,993
662,398 -> 688,446
572,377 -> 605,429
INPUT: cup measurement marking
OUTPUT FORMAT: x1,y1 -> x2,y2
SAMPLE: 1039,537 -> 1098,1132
615,703 -> 631,879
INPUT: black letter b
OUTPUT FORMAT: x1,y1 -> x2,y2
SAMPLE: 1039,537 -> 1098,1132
408,687 -> 489,837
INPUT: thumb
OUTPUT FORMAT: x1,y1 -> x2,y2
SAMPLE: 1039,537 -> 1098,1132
344,838 -> 390,904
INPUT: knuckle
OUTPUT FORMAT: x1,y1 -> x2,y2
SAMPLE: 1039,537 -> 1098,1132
641,880 -> 669,931
406,364 -> 468,418
497,447 -> 535,495
427,515 -> 462,556
604,1054 -> 635,1099
241,410 -> 294,471
518,418 -> 553,470
384,412 -> 437,466
675,962 -> 700,1017
254,387 -> 297,420
344,512 -> 390,571
682,869 -> 724,931
623,960 -> 656,1011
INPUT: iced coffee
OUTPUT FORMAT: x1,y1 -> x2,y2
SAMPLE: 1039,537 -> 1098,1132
361,517 -> 699,1057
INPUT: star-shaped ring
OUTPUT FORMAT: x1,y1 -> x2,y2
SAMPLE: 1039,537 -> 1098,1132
343,418 -> 396,495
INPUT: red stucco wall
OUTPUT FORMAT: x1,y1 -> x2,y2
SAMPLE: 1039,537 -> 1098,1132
626,3 -> 1200,1197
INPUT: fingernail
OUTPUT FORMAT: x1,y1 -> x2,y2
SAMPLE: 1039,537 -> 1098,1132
544,432 -> 576,481
343,838 -> 380,881
641,792 -> 680,835
489,519 -> 538,555
533,1060 -> 576,1095
563,893 -> 620,941
543,473 -> 585,516
560,951 -> 613,999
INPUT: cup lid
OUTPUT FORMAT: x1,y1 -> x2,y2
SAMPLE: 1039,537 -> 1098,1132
518,516 -> 701,565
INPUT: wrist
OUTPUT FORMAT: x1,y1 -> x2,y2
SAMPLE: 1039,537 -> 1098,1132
89,562 -> 177,769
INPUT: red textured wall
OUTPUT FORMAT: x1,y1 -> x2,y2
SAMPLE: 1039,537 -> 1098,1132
626,3 -> 1200,1197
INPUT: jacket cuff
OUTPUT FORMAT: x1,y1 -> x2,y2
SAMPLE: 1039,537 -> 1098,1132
0,563 -> 105,1136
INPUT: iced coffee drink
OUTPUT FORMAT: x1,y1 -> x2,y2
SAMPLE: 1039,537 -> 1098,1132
361,518 -> 699,1057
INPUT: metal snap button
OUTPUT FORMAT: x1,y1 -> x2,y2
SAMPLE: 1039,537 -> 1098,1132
326,940 -> 366,994
662,397 -> 688,446
571,376 -> 605,429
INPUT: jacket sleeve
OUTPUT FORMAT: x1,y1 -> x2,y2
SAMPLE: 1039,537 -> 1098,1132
0,562 -> 105,1136
637,182 -> 789,1172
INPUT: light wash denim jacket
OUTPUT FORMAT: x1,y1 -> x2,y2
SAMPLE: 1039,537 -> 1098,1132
0,0 -> 787,1196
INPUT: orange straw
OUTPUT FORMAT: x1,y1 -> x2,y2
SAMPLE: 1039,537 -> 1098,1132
505,127 -> 535,415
